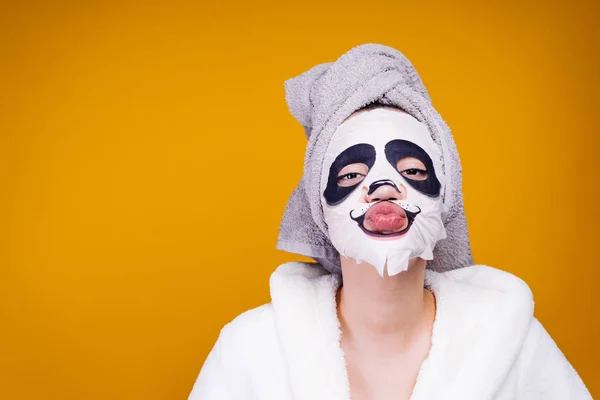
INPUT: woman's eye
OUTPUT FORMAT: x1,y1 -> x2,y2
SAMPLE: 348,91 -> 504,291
336,172 -> 365,187
336,162 -> 369,187
397,157 -> 428,181
401,168 -> 428,180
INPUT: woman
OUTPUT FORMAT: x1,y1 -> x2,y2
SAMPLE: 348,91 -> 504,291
187,44 -> 592,399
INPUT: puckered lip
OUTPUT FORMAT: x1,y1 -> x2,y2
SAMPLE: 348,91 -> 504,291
364,201 -> 408,233
350,200 -> 421,238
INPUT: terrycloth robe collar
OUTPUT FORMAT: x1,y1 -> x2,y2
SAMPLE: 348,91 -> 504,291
269,262 -> 534,400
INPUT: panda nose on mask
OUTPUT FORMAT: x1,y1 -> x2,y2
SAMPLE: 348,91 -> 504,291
366,179 -> 407,202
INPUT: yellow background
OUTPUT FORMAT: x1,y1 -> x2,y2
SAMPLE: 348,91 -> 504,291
1,1 -> 598,398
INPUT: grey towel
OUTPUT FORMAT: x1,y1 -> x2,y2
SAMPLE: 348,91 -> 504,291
276,43 -> 473,274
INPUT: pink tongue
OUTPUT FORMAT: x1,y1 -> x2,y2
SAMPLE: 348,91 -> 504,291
364,203 -> 407,233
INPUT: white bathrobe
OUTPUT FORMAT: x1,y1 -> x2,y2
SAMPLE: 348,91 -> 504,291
188,262 -> 592,400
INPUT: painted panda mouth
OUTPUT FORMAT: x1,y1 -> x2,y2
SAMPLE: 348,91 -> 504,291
350,200 -> 420,238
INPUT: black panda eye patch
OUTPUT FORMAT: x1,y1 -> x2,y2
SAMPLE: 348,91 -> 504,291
384,139 -> 441,197
323,143 -> 376,206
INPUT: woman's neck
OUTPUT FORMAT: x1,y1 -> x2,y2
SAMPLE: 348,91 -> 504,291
336,256 -> 435,353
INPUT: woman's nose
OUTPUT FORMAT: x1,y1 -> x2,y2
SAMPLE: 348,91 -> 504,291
366,183 -> 406,202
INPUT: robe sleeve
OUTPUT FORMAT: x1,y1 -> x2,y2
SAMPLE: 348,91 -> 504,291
519,318 -> 593,399
187,332 -> 235,400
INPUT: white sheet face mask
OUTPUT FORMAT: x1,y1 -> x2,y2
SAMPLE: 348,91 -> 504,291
320,108 -> 448,277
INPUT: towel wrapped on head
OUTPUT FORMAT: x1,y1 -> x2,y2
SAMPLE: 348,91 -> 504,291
276,43 -> 473,275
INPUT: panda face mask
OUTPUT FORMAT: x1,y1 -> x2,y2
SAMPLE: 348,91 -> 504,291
320,108 -> 448,277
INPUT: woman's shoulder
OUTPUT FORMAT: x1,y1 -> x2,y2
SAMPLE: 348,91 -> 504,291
189,297 -> 289,398
428,264 -> 535,331
220,262 -> 325,326
428,264 -> 531,290
219,303 -> 277,347
215,262 -> 333,358
427,264 -> 534,310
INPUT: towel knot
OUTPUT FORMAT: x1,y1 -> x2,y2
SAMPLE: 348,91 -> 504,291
284,43 -> 433,140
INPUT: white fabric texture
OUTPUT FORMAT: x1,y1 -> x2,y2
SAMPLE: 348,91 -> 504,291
188,262 -> 592,400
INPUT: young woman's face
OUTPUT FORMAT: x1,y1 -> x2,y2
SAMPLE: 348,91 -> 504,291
320,107 -> 447,277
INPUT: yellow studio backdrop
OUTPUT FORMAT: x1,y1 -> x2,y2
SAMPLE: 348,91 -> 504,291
1,1 -> 598,398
